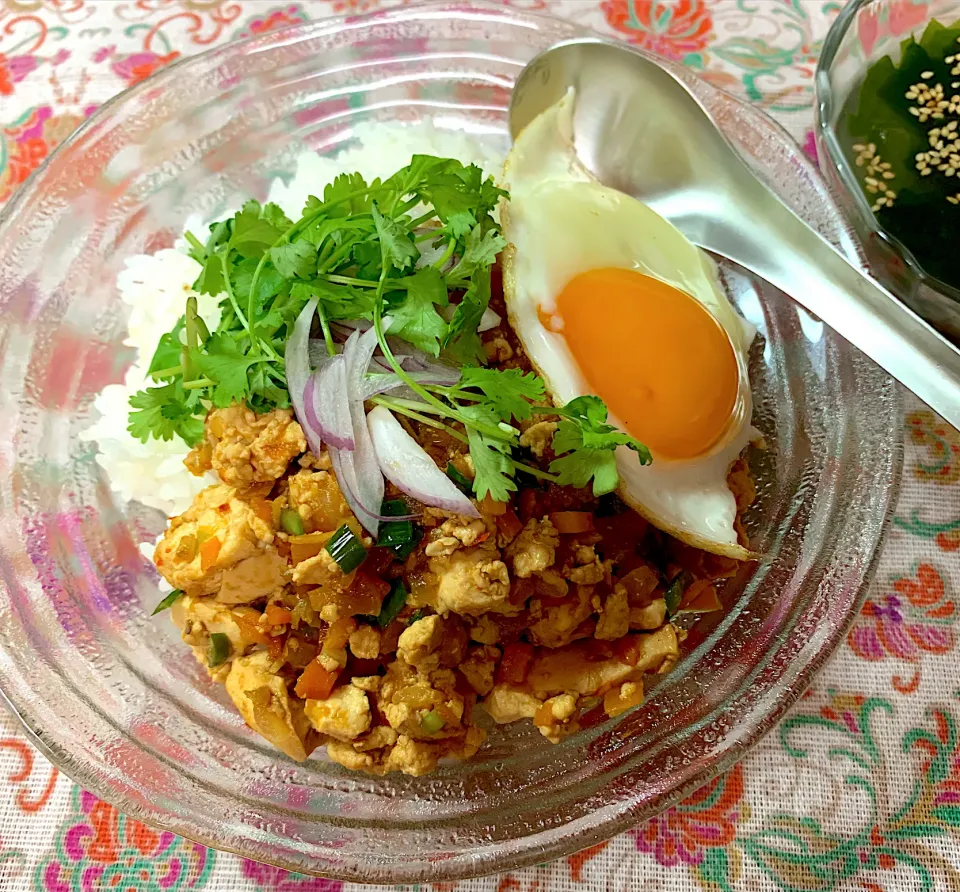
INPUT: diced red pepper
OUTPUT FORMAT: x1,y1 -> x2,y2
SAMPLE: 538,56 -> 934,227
295,659 -> 338,700
498,642 -> 535,685
264,604 -> 293,626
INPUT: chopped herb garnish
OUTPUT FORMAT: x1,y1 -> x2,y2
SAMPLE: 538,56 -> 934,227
420,709 -> 445,734
377,579 -> 408,628
549,396 -> 652,496
408,608 -> 425,625
325,524 -> 367,574
152,588 -> 184,616
376,499 -> 421,560
208,632 -> 231,667
130,154 -> 652,497
279,508 -> 304,536
664,570 -> 692,618
445,463 -> 474,496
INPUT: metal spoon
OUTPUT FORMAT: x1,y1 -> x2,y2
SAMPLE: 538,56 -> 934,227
509,38 -> 960,430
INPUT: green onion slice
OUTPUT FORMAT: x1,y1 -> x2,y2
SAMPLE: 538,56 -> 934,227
445,463 -> 474,496
377,579 -> 408,628
376,499 -> 421,559
420,709 -> 445,734
325,524 -> 367,574
152,589 -> 184,616
664,571 -> 691,618
280,508 -> 305,536
208,632 -> 231,668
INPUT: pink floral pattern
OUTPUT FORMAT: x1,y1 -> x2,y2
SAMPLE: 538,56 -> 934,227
849,564 -> 956,663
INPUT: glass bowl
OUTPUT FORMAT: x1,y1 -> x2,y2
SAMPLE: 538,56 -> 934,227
0,2 -> 901,882
816,0 -> 960,341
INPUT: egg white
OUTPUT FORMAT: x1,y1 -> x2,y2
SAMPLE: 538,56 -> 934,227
500,89 -> 759,559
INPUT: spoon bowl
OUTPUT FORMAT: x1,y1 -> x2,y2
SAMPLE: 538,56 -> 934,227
510,39 -> 960,429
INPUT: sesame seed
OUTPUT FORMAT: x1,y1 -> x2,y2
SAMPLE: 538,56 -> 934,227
922,70 -> 934,78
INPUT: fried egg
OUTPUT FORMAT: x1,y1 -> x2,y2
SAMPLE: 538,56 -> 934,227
501,90 -> 759,560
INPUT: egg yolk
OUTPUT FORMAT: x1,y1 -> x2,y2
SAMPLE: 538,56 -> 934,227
546,267 -> 740,460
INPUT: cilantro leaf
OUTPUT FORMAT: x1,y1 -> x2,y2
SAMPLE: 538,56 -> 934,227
443,265 -> 490,365
147,317 -> 185,378
291,280 -> 377,321
372,202 -> 418,272
229,200 -> 285,258
550,448 -> 620,496
458,367 -> 545,422
448,225 -> 507,284
549,396 -> 652,496
261,202 -> 293,231
192,332 -> 257,408
319,172 -> 374,217
387,267 -> 448,356
128,382 -> 204,445
233,260 -> 286,310
461,405 -> 516,502
193,249 -> 226,296
269,240 -> 316,279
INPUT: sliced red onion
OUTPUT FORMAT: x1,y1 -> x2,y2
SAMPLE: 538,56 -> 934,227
328,447 -> 376,536
367,405 -> 479,517
341,324 -> 389,534
358,366 -> 462,401
478,307 -> 502,332
308,338 -> 340,366
287,298 -> 320,455
307,356 -> 354,451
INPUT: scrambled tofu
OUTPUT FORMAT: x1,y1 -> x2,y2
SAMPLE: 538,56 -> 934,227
424,516 -> 491,557
304,685 -> 371,741
518,421 -> 557,458
506,517 -> 559,579
287,469 -> 350,533
225,651 -> 314,761
157,399 -> 743,775
154,484 -> 284,599
430,548 -> 511,615
173,595 -> 265,678
187,406 -> 306,490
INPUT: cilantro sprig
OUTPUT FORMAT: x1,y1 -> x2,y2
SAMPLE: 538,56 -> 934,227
128,154 -> 654,500
549,396 -> 652,496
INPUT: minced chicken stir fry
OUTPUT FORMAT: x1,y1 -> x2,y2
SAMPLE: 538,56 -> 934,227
152,279 -> 754,776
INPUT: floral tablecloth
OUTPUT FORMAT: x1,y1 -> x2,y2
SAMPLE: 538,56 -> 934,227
2,1 -> 959,890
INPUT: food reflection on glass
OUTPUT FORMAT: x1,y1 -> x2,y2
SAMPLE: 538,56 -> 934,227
838,16 -> 960,289
82,91 -> 760,775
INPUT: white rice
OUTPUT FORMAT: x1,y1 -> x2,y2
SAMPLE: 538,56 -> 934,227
83,121 -> 508,519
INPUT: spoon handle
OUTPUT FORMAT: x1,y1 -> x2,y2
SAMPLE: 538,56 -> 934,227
714,201 -> 960,429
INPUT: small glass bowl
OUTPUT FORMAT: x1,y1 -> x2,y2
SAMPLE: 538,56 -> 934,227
816,0 -> 960,341
0,1 -> 901,882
